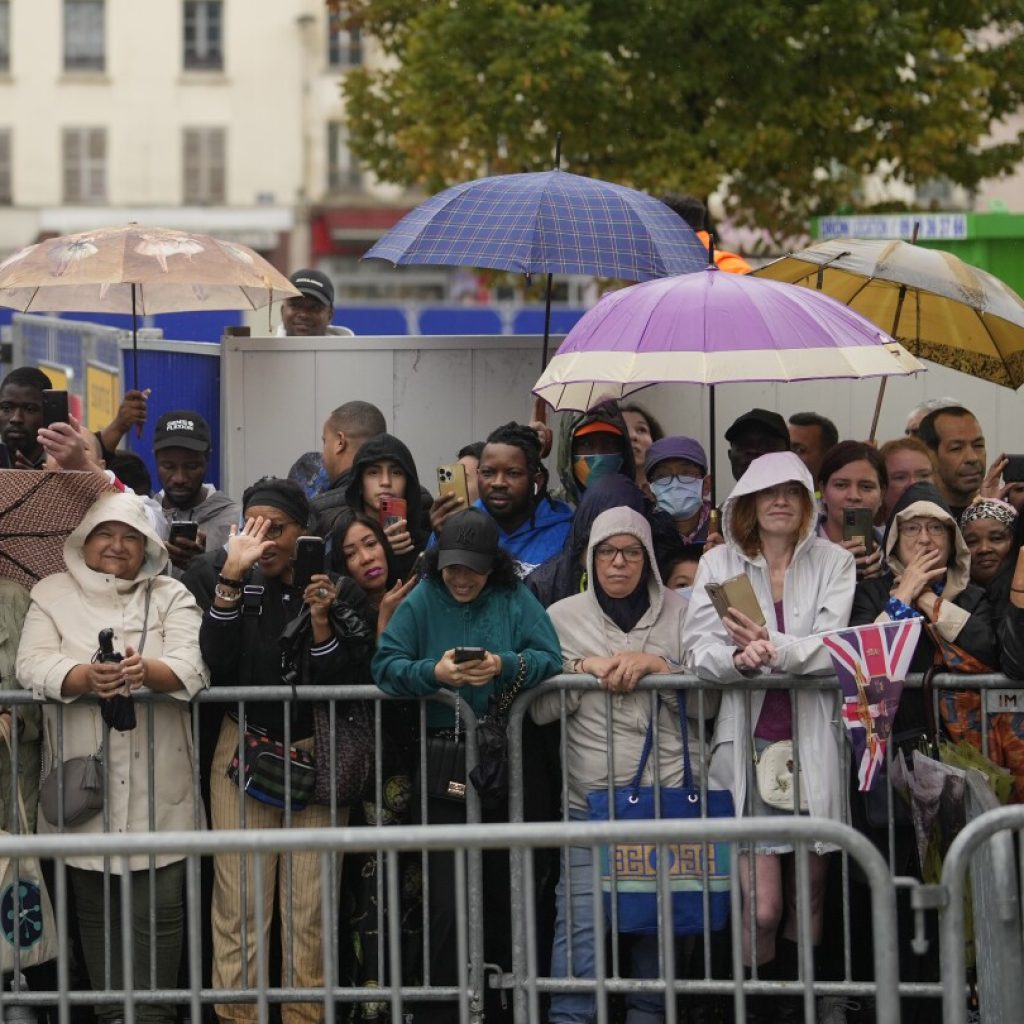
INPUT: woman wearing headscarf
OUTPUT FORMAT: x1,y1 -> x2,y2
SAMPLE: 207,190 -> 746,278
988,506 -> 1024,679
683,452 -> 856,1011
953,498 -> 1024,796
531,506 -> 718,1024
17,492 -> 208,1024
849,482 -> 999,770
198,477 -> 371,1024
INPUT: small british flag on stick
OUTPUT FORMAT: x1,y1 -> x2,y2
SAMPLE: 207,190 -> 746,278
823,620 -> 922,792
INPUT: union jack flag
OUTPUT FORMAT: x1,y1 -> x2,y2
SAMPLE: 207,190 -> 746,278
822,620 -> 922,792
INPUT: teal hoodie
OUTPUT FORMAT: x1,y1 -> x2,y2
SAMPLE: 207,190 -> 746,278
372,575 -> 562,728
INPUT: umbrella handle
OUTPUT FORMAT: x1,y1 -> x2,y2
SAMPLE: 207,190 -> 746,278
531,396 -> 553,459
868,377 -> 887,445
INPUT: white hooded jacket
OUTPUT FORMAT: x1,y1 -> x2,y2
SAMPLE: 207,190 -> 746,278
682,452 -> 855,822
17,492 -> 209,870
531,506 -> 718,812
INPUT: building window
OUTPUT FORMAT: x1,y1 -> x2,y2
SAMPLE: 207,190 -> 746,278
183,127 -> 226,205
183,0 -> 223,71
0,2 -> 10,74
0,130 -> 10,204
327,21 -> 362,68
63,127 -> 106,204
327,122 -> 362,192
64,0 -> 105,73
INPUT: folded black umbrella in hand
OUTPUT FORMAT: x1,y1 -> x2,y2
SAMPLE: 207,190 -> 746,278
96,628 -> 136,732
101,694 -> 137,732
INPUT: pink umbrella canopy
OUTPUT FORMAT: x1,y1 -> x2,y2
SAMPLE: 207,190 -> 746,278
533,266 -> 922,411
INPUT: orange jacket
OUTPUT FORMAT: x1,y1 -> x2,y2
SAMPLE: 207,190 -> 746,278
697,230 -> 751,274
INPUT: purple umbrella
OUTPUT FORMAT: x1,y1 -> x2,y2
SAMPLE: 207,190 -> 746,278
533,267 -> 923,495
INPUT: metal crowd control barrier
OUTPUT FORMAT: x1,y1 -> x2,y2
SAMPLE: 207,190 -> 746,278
0,672 -> 1021,1023
940,805 -> 1024,1024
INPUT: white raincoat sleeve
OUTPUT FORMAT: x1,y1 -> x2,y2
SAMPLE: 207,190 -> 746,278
768,544 -> 856,675
16,594 -> 78,702
683,549 -> 751,684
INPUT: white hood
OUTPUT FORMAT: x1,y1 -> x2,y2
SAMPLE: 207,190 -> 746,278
63,491 -> 169,592
722,451 -> 818,561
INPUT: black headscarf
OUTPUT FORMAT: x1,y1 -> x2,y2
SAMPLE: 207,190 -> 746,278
593,556 -> 652,634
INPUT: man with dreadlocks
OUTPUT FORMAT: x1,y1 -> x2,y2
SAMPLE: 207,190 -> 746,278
428,422 -> 575,578
475,422 -> 574,577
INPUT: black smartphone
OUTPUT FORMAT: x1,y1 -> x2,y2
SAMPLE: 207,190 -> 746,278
0,442 -> 10,470
843,507 -> 876,555
42,389 -> 70,426
453,647 -> 486,663
293,535 -> 326,594
168,521 -> 199,545
1004,455 -> 1024,483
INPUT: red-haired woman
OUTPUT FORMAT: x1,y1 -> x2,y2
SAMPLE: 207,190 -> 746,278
684,452 -> 855,1016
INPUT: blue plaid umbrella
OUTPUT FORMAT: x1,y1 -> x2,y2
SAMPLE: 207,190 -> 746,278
364,169 -> 709,362
366,169 -> 707,279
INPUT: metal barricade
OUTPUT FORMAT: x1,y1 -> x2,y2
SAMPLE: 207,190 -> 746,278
940,805 -> 1024,1024
0,670 -> 1021,1023
507,672 -> 1024,1024
0,817 -> 900,1024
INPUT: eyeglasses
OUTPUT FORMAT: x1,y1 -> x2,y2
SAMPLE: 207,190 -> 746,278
594,543 -> 645,564
900,521 -> 948,539
263,522 -> 290,540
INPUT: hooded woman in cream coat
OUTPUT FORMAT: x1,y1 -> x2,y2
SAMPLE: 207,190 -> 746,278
682,452 -> 855,994
17,491 -> 208,1024
532,505 -> 718,1024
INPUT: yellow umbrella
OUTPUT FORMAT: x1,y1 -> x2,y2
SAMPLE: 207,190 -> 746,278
755,238 -> 1024,435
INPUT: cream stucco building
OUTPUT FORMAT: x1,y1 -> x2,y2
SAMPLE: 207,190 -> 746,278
0,0 -> 411,291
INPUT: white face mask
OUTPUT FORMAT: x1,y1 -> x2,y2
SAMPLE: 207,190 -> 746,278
674,585 -> 694,601
650,475 -> 704,521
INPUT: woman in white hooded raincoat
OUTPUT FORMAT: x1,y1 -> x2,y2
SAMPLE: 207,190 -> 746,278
682,452 -> 855,985
17,491 -> 208,1024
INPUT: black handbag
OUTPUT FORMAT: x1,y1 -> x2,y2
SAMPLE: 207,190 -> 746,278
468,654 -> 527,809
425,733 -> 468,802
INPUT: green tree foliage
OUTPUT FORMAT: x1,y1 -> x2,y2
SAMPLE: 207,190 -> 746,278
340,1 -> 1024,240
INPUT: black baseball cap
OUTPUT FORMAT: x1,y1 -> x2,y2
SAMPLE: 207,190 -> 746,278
437,509 -> 500,574
153,411 -> 212,453
725,408 -> 790,445
288,269 -> 334,308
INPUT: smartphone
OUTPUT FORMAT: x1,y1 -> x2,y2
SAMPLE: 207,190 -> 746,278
1003,455 -> 1024,483
379,496 -> 407,529
453,647 -> 486,663
41,389 -> 70,426
437,463 -> 470,507
708,507 -> 721,535
293,535 -> 326,593
842,507 -> 876,555
0,443 -> 10,470
705,574 -> 766,626
168,521 -> 199,545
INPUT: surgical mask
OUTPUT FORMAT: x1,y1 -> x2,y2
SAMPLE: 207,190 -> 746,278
674,585 -> 694,602
650,475 -> 704,520
574,453 -> 623,488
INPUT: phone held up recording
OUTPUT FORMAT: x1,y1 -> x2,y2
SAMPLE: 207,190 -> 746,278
379,496 -> 407,530
292,535 -> 326,594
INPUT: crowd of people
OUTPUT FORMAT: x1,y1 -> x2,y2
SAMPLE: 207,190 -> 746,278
2,350 -> 1024,1024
